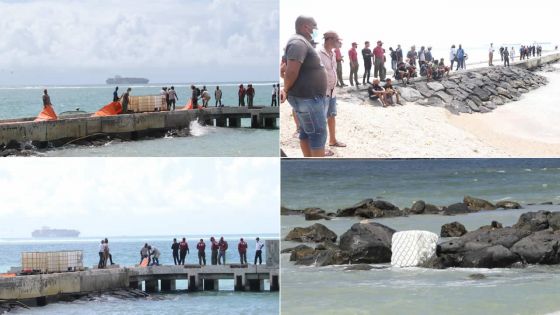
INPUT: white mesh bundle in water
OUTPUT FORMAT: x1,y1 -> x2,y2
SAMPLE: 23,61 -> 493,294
391,230 -> 439,267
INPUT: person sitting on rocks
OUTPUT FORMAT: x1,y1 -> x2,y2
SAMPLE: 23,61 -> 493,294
438,58 -> 450,77
368,79 -> 386,106
395,61 -> 412,84
383,79 -> 400,105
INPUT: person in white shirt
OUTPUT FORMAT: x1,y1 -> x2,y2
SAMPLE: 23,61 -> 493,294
254,237 -> 265,265
489,43 -> 495,66
449,45 -> 457,70
158,87 -> 166,111
318,31 -> 346,150
510,47 -> 516,62
98,240 -> 106,269
150,246 -> 160,266
271,84 -> 278,106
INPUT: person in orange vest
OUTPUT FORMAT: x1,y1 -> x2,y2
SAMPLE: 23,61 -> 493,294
238,238 -> 248,264
210,236 -> 219,265
197,239 -> 206,266
218,237 -> 228,265
178,238 -> 189,265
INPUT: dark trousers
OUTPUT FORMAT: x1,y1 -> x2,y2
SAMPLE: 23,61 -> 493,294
363,63 -> 371,84
271,95 -> 277,106
106,253 -> 113,265
211,250 -> 218,265
248,95 -> 254,107
215,99 -> 222,106
98,252 -> 105,268
374,58 -> 386,80
239,251 -> 247,264
456,58 -> 464,70
179,251 -> 187,265
254,250 -> 262,265
349,62 -> 359,86
198,252 -> 206,265
173,252 -> 179,265
336,61 -> 344,86
169,100 -> 176,111
238,96 -> 245,106
504,57 -> 510,67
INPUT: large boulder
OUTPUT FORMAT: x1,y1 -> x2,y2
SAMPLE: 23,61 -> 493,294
495,200 -> 522,209
337,199 -> 404,218
513,210 -> 551,232
424,204 -> 441,214
281,206 -> 303,216
287,245 -> 315,261
312,249 -> 352,267
460,245 -> 521,268
410,200 -> 426,214
427,81 -> 445,92
443,203 -> 471,215
511,230 -> 560,264
396,87 -> 423,102
303,208 -> 331,221
441,222 -> 468,237
463,196 -> 496,211
339,222 -> 396,263
285,223 -> 338,243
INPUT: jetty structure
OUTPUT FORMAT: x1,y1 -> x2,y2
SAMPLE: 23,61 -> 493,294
0,106 -> 279,149
0,241 -> 279,307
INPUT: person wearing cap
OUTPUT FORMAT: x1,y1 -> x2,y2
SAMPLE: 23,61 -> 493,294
319,31 -> 346,149
282,15 -> 328,157
362,41 -> 372,85
373,40 -> 386,81
348,42 -> 359,87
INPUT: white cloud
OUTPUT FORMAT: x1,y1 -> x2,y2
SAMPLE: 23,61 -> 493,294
0,0 -> 279,85
0,157 -> 280,237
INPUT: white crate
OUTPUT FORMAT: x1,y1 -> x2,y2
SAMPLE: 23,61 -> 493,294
22,251 -> 83,273
391,231 -> 438,267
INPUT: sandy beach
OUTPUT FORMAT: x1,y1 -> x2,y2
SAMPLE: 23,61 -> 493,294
280,64 -> 560,158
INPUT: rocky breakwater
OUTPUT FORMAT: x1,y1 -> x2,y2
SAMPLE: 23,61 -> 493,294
282,195 -> 525,221
396,66 -> 548,114
436,210 -> 560,268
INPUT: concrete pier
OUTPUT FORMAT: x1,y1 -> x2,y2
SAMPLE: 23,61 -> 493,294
0,106 -> 278,147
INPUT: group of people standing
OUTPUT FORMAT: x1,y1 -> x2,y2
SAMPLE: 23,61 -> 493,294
168,236 -> 265,266
237,84 -> 256,107
97,238 -> 115,269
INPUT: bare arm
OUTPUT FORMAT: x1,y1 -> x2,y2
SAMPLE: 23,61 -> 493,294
281,60 -> 302,103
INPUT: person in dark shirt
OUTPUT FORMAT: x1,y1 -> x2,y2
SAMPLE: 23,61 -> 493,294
246,84 -> 255,107
190,85 -> 199,109
42,89 -> 51,107
113,87 -> 119,102
171,238 -> 180,265
218,237 -> 228,265
238,84 -> 246,106
362,41 -> 372,84
238,238 -> 248,264
210,236 -> 219,265
389,47 -> 398,71
383,78 -> 399,105
395,44 -> 403,63
368,79 -> 386,106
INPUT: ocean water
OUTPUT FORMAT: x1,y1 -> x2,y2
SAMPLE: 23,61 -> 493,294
0,235 -> 279,315
0,83 -> 280,157
281,159 -> 560,315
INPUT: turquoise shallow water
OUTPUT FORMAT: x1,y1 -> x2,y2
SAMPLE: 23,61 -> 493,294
0,235 -> 279,314
281,159 -> 560,315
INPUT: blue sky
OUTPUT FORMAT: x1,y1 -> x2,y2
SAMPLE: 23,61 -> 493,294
0,0 -> 279,85
0,158 -> 280,238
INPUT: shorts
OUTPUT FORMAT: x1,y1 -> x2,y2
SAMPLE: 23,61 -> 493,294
325,96 -> 337,117
287,95 -> 327,150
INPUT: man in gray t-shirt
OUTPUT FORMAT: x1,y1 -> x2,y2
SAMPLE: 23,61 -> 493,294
282,15 -> 328,157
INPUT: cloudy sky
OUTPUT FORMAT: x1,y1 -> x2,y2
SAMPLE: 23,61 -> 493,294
0,0 -> 279,85
0,158 -> 279,238
281,0 -> 559,63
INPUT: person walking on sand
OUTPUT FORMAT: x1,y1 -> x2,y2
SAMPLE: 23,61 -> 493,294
489,43 -> 495,66
449,45 -> 457,70
113,87 -> 119,102
218,237 -> 228,265
238,238 -> 248,264
348,42 -> 359,86
246,84 -> 255,107
281,15 -> 328,157
503,47 -> 510,67
197,238 -> 206,265
238,84 -> 246,106
373,40 -> 386,80
121,88 -> 131,113
271,84 -> 278,106
171,238 -> 180,265
362,41 -> 372,84
179,237 -> 189,265
319,31 -> 346,149
168,86 -> 178,110
215,86 -> 222,107
334,46 -> 346,87
254,237 -> 264,265
210,236 -> 219,265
